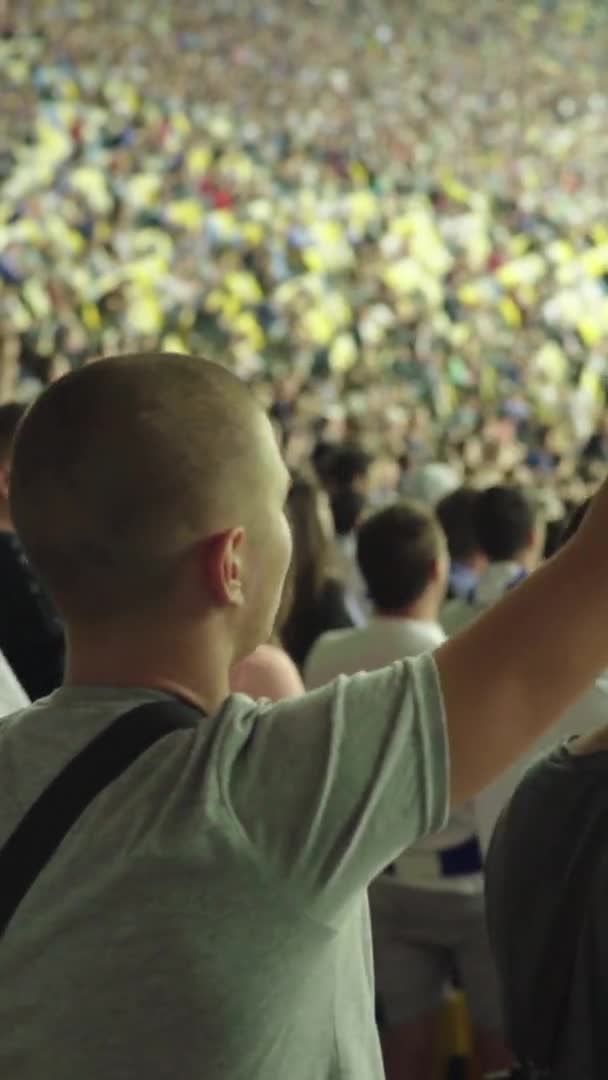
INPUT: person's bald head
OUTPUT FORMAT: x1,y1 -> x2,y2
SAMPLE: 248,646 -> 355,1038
10,353 -> 286,625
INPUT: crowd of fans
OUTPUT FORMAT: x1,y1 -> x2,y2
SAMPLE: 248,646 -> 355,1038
2,1 -> 608,520
3,2 -> 608,1079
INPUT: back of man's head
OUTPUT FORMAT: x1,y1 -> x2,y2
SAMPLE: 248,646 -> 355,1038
473,486 -> 536,563
357,500 -> 446,615
10,354 -> 273,625
437,487 -> 481,565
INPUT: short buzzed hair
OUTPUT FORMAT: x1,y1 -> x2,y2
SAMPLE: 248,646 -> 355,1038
357,500 -> 445,613
10,354 -> 263,621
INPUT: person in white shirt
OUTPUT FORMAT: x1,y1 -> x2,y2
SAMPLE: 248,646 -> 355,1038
442,485 -> 544,636
306,501 -> 511,1080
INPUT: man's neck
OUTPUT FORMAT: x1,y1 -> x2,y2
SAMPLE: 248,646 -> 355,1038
64,620 -> 233,715
0,512 -> 13,534
375,594 -> 440,625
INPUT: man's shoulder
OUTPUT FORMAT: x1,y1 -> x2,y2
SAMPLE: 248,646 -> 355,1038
397,621 -> 446,652
307,626 -> 367,664
304,626 -> 370,688
440,598 -> 470,635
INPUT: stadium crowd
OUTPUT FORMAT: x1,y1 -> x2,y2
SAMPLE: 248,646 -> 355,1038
2,1 -> 608,513
2,2 -> 608,1079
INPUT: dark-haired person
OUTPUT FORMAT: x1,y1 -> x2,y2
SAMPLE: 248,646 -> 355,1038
281,478 -> 353,668
5,355 -> 608,1080
323,443 -> 371,498
437,487 -> 488,601
306,501 -> 447,686
0,402 -> 64,699
306,502 -> 511,1080
442,485 -> 543,636
331,487 -> 369,626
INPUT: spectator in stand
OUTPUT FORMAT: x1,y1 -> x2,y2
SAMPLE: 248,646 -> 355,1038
4,354 -> 608,1080
322,445 -> 372,500
330,487 -> 369,626
306,501 -> 511,1080
400,463 -> 460,509
442,486 -> 544,636
281,477 -> 353,669
485,494 -> 608,1077
0,403 -> 64,699
437,487 -> 488,601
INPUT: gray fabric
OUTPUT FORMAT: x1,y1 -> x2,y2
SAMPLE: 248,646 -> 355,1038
370,877 -> 503,1030
0,655 -> 448,1080
486,745 -> 608,1079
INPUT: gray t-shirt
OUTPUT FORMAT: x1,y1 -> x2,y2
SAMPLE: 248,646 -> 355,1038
0,655 -> 448,1080
486,744 -> 608,1078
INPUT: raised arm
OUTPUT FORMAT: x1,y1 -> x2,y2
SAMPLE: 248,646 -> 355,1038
435,493 -> 608,807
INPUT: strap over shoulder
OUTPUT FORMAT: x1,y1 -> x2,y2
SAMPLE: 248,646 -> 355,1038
0,699 -> 203,937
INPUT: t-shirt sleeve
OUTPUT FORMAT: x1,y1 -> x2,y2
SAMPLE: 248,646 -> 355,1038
227,653 -> 449,924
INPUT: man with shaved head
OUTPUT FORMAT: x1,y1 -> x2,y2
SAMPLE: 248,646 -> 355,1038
2,352 -> 608,1080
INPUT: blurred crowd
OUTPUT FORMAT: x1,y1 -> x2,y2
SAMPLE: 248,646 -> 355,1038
4,6 -> 608,1073
3,0 -> 608,519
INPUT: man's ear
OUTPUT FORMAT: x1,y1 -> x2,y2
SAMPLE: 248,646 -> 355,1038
202,527 -> 246,606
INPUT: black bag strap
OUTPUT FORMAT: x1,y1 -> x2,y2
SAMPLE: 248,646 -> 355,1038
0,699 -> 202,937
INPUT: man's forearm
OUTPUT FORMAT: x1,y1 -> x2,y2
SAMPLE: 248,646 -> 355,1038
435,539 -> 608,806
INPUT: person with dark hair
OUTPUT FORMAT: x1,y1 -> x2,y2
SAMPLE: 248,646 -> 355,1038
442,485 -> 543,636
473,485 -> 537,564
6,355 -> 608,1080
437,487 -> 488,600
306,501 -> 447,689
0,401 -> 64,699
323,443 -> 371,497
331,487 -> 369,626
330,488 -> 366,539
306,501 -> 511,1080
483,495 -> 608,1078
281,477 -> 353,668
